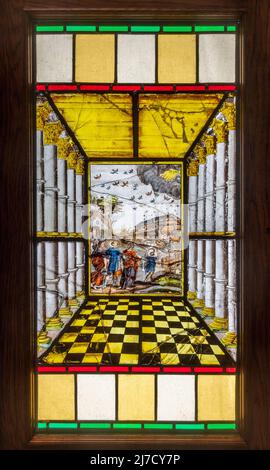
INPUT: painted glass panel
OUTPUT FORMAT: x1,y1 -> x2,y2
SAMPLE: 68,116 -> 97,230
89,162 -> 183,295
34,21 -> 239,433
138,94 -> 222,158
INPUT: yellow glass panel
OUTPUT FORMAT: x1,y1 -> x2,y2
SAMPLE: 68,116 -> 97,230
51,93 -> 133,158
198,375 -> 235,421
38,374 -> 75,420
139,93 -> 222,158
158,35 -> 196,83
119,354 -> 139,364
75,34 -> 115,82
118,375 -> 155,421
68,342 -> 89,354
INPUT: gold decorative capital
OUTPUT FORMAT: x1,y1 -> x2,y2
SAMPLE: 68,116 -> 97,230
202,134 -> 216,155
187,159 -> 199,177
222,331 -> 237,347
194,144 -> 206,164
76,158 -> 85,175
57,137 -> 73,159
222,102 -> 236,131
43,121 -> 63,145
36,102 -> 51,130
187,291 -> 196,300
202,306 -> 215,317
67,151 -> 79,170
212,119 -> 228,144
193,298 -> 205,309
209,316 -> 228,331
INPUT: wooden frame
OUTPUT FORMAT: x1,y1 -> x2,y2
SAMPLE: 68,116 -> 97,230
1,0 -> 270,450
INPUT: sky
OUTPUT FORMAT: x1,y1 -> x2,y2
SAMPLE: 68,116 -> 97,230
90,164 -> 181,232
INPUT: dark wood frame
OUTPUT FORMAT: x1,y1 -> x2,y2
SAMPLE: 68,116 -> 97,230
1,0 -> 270,450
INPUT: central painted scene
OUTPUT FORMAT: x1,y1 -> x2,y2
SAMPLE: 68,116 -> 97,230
89,162 -> 183,296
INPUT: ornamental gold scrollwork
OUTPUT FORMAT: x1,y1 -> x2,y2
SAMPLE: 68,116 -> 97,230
202,134 -> 216,155
76,158 -> 85,175
36,102 -> 51,130
212,118 -> 228,144
57,137 -> 73,159
187,159 -> 199,177
67,151 -> 79,170
194,144 -> 206,165
43,121 -> 63,145
222,102 -> 236,131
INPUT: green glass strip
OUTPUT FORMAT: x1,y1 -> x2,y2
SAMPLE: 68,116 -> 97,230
163,26 -> 192,32
175,424 -> 205,430
113,423 -> 142,429
37,422 -> 47,429
227,25 -> 237,32
207,423 -> 236,430
99,25 -> 129,32
66,25 -> 96,32
195,25 -> 225,32
131,25 -> 160,32
36,26 -> 64,32
144,423 -> 173,430
48,422 -> 78,429
80,423 -> 111,429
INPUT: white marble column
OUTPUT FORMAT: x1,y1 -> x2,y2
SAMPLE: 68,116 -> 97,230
223,240 -> 237,346
203,134 -> 216,233
76,159 -> 85,298
68,241 -> 78,307
57,157 -> 68,235
37,242 -> 51,345
67,168 -> 76,234
196,145 -> 206,233
202,240 -> 215,316
201,135 -> 217,317
75,159 -> 84,234
66,155 -> 78,306
76,242 -> 85,297
222,102 -> 237,344
187,160 -> 199,234
36,130 -> 44,233
44,145 -> 58,233
187,240 -> 197,300
193,240 -> 205,309
213,119 -> 228,234
223,102 -> 236,233
208,120 -> 229,330
58,242 -> 71,317
210,240 -> 228,330
45,242 -> 62,330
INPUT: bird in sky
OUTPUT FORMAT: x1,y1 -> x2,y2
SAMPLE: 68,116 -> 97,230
129,169 -> 134,174
146,191 -> 152,196
111,169 -> 118,174
133,184 -> 138,190
121,181 -> 128,187
130,196 -> 135,201
106,186 -> 111,190
137,195 -> 143,200
94,174 -> 101,179
150,199 -> 155,203
112,181 -> 119,186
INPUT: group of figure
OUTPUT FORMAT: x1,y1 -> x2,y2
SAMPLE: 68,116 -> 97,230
91,240 -> 157,289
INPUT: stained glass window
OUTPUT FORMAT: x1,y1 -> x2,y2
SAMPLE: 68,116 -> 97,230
35,21 -> 238,433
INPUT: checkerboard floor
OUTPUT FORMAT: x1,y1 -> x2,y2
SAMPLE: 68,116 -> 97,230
40,298 -> 234,366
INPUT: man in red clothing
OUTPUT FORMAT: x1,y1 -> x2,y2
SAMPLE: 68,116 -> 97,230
120,242 -> 141,289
